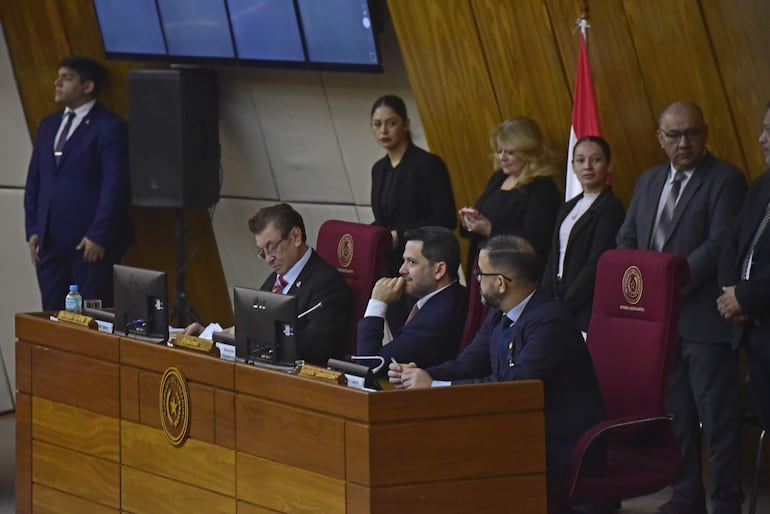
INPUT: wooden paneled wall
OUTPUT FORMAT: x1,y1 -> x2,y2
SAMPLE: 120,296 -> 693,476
0,0 -> 232,325
389,0 -> 770,212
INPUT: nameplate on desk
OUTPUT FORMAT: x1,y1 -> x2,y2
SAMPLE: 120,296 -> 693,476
297,364 -> 346,384
173,334 -> 221,357
56,311 -> 98,330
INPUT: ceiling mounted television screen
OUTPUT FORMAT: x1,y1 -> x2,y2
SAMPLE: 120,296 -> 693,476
93,0 -> 168,60
226,0 -> 306,65
297,0 -> 381,70
157,0 -> 236,60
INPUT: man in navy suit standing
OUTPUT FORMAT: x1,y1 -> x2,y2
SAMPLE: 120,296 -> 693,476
617,102 -> 746,514
24,56 -> 133,310
357,226 -> 467,370
389,234 -> 605,504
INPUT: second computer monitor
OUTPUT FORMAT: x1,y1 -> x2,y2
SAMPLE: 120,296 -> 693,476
233,286 -> 299,364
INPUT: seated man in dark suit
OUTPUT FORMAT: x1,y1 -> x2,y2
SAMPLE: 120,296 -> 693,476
389,234 -> 606,506
357,226 -> 467,370
185,203 -> 350,364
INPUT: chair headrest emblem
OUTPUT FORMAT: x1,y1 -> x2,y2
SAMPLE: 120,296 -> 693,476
622,265 -> 643,305
337,233 -> 354,268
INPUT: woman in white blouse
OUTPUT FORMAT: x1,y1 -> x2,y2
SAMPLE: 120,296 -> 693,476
542,136 -> 625,331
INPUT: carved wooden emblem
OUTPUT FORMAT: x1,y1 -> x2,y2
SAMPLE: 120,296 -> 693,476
337,233 -> 354,268
622,265 -> 643,305
159,366 -> 190,447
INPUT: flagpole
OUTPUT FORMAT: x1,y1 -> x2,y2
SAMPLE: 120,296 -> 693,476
565,0 -> 601,201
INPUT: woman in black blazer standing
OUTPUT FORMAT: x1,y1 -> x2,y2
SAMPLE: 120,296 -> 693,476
459,117 -> 562,280
369,94 -> 457,329
542,135 -> 625,332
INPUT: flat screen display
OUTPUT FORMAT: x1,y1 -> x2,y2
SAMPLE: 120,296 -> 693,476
233,286 -> 299,364
297,0 -> 380,68
227,0 -> 305,63
157,0 -> 235,59
94,0 -> 167,58
113,265 -> 169,343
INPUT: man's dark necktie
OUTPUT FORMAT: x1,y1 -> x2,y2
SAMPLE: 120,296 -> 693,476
500,316 -> 514,371
405,303 -> 419,324
741,201 -> 770,279
54,111 -> 75,166
651,172 -> 684,251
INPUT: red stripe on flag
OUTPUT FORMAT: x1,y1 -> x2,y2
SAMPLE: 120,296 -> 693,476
572,34 -> 601,138
566,31 -> 602,201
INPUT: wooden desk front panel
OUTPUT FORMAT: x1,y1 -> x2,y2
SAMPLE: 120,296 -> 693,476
16,313 -> 547,514
235,395 -> 346,479
345,411 -> 545,487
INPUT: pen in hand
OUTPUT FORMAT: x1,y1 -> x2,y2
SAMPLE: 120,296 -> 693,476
391,356 -> 403,372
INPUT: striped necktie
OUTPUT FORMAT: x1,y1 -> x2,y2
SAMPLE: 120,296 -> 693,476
54,111 -> 75,165
651,172 -> 684,251
271,275 -> 287,293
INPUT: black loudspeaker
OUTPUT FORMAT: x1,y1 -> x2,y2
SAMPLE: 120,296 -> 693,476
128,68 -> 220,209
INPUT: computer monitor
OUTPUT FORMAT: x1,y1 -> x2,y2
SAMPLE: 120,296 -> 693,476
113,264 -> 169,342
233,286 -> 299,364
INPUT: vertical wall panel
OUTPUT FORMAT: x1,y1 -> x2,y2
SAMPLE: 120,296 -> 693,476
700,0 -> 770,180
388,0 -> 502,210
623,0 -> 747,174
472,0 -> 572,171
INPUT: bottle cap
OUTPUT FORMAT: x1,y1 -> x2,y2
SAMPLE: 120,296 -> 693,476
69,284 -> 78,292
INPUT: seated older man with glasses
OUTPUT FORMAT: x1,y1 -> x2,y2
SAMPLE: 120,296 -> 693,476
184,203 -> 350,364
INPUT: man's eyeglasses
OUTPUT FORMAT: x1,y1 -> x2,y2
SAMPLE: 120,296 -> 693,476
660,127 -> 702,143
256,235 -> 289,260
472,267 -> 513,283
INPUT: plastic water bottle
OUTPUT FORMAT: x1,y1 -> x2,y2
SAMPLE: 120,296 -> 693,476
65,284 -> 83,314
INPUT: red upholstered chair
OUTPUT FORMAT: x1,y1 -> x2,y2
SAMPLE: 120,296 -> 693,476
315,220 -> 391,357
560,249 -> 689,507
457,257 -> 487,355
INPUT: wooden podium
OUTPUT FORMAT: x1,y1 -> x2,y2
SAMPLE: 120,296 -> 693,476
15,312 -> 547,513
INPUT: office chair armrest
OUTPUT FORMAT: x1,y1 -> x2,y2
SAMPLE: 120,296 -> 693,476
566,415 -> 674,497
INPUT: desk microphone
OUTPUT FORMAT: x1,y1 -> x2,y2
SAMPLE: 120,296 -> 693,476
298,301 -> 323,319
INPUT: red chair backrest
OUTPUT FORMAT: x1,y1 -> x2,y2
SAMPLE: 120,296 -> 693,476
457,257 -> 487,355
586,249 -> 689,419
315,220 -> 391,356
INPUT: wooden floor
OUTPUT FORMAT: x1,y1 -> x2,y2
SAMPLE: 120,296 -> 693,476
1,413 -> 768,513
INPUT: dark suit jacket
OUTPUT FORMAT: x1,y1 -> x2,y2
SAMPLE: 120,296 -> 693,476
356,281 -> 467,368
719,169 -> 770,349
371,142 -> 457,273
542,188 -> 625,331
24,103 -> 133,255
461,173 -> 562,280
616,153 -> 746,343
426,289 -> 606,484
260,250 -> 351,364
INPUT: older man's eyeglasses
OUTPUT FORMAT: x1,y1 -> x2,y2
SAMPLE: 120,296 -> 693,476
660,127 -> 702,143
472,267 -> 513,283
256,235 -> 289,260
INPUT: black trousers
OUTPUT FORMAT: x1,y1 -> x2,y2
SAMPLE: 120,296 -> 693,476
666,339 -> 743,514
